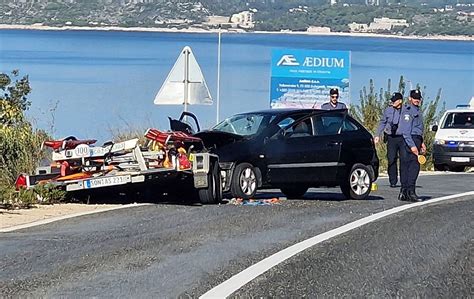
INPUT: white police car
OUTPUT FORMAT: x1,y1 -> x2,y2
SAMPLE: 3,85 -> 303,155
432,97 -> 474,172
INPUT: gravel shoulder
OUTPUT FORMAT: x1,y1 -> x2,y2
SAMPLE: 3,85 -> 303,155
0,203 -> 122,230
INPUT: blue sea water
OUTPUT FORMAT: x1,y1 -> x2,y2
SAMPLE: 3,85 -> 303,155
0,29 -> 473,141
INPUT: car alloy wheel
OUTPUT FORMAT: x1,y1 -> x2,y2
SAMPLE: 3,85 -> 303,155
349,168 -> 370,196
240,167 -> 256,196
230,163 -> 258,199
340,163 -> 374,200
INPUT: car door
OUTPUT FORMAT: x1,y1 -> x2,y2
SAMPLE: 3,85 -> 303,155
264,111 -> 344,185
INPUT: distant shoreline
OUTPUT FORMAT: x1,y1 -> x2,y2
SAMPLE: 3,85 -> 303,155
0,24 -> 472,42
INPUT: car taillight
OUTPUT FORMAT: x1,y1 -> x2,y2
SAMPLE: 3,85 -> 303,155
15,174 -> 27,191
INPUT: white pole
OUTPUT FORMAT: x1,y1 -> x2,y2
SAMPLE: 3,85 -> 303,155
184,48 -> 189,114
216,26 -> 222,124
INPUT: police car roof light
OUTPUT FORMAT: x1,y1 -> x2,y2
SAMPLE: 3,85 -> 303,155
456,104 -> 470,108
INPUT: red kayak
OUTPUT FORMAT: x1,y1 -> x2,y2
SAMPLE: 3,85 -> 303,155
43,137 -> 97,151
145,128 -> 201,145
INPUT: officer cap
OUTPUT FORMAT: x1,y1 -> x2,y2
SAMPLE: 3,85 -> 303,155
410,89 -> 422,100
391,92 -> 403,102
329,88 -> 339,95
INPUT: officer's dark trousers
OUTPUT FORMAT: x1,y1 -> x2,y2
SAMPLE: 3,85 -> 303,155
400,135 -> 423,191
386,135 -> 404,185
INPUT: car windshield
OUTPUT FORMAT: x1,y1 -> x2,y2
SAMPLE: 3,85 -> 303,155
442,112 -> 474,129
212,113 -> 270,136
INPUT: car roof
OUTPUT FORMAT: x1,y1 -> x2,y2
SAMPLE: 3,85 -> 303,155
233,108 -> 344,117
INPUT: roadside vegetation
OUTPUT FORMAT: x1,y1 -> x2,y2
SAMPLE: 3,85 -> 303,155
350,75 -> 445,171
0,70 -> 65,209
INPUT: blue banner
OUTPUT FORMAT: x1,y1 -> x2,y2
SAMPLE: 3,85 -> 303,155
270,49 -> 351,109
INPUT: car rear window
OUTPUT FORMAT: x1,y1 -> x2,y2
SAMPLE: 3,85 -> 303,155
442,112 -> 474,129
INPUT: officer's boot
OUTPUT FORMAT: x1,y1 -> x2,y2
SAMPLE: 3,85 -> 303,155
398,188 -> 408,201
408,188 -> 422,202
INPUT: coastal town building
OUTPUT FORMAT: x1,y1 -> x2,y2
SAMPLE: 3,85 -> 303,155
349,17 -> 409,33
366,0 -> 379,6
230,11 -> 255,29
307,26 -> 331,33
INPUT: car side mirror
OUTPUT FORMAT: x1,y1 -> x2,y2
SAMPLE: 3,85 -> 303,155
430,124 -> 438,132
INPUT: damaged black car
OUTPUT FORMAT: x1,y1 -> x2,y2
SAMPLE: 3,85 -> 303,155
191,109 -> 379,200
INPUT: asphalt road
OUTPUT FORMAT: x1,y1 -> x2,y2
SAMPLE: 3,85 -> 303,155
0,173 -> 472,298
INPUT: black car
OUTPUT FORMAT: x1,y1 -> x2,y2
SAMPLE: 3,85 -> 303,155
193,109 -> 379,200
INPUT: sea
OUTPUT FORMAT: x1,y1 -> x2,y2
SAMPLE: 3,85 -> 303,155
0,29 -> 473,141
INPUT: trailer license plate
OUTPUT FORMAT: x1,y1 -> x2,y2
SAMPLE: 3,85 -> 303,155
85,175 -> 131,189
451,157 -> 469,163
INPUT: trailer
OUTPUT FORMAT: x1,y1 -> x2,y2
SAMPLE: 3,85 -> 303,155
15,126 -> 222,204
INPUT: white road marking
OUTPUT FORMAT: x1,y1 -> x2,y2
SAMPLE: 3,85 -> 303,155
200,191 -> 474,298
0,203 -> 152,233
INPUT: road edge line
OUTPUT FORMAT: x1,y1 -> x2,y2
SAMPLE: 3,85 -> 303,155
0,203 -> 152,233
200,191 -> 474,298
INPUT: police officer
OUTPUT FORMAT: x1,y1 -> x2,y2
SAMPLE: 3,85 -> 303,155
398,89 -> 426,202
321,88 -> 347,110
374,92 -> 404,188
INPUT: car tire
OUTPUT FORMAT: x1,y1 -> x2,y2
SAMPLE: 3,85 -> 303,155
434,163 -> 445,171
340,163 -> 374,200
280,186 -> 308,199
230,163 -> 257,199
198,162 -> 222,204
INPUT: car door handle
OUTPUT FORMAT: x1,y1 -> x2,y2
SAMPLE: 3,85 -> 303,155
327,141 -> 340,146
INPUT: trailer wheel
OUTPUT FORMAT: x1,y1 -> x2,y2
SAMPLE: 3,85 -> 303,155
198,161 -> 222,204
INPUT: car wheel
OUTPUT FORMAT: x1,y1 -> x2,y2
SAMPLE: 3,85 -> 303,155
434,163 -> 445,171
447,165 -> 466,172
280,186 -> 308,199
231,163 -> 257,199
198,162 -> 222,204
340,163 -> 373,200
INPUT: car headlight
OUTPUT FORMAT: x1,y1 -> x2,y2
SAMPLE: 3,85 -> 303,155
219,162 -> 234,170
434,139 -> 445,145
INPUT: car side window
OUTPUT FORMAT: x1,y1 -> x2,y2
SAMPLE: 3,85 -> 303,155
277,117 -> 296,130
288,118 -> 313,137
312,114 -> 344,136
342,118 -> 359,132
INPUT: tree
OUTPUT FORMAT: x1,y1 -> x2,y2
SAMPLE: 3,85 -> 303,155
0,70 -> 47,186
351,76 -> 445,171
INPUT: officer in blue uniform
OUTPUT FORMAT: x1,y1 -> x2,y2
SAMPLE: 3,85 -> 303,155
321,88 -> 347,110
374,92 -> 404,187
398,89 -> 426,202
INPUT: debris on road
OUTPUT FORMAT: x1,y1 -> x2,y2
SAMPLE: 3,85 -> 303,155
226,197 -> 284,206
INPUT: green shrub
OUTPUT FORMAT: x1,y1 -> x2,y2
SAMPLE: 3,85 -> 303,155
0,185 -> 36,209
350,76 -> 445,172
0,70 -> 48,186
34,183 -> 66,204
0,70 -> 49,208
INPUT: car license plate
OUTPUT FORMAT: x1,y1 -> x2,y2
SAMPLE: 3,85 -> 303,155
451,157 -> 469,163
85,175 -> 131,189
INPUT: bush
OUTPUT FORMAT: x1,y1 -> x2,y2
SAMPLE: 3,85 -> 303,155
0,185 -> 36,209
34,183 -> 67,204
0,70 -> 50,207
350,76 -> 445,172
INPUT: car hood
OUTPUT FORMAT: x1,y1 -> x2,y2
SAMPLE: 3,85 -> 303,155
435,128 -> 474,141
194,130 -> 246,150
